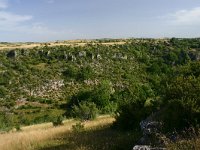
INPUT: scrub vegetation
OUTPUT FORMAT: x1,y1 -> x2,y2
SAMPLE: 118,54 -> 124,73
0,38 -> 200,149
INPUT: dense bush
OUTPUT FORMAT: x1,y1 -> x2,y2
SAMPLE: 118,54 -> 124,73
72,101 -> 98,121
0,112 -> 15,132
101,101 -> 118,114
77,66 -> 94,81
114,99 -> 155,130
69,80 -> 113,112
62,65 -> 79,79
91,80 -> 113,108
159,67 -> 200,132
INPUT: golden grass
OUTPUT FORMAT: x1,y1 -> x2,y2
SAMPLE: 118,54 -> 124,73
0,115 -> 115,150
0,41 -> 127,51
36,116 -> 139,150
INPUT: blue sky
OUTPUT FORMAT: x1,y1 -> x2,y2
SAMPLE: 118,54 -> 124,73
0,0 -> 200,42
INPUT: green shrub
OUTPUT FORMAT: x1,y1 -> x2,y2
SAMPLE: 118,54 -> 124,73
62,65 -> 79,79
0,112 -> 15,132
159,74 -> 200,132
72,102 -> 98,121
77,66 -> 94,81
91,80 -> 112,108
113,85 -> 156,130
101,102 -> 118,114
114,100 -> 153,130
69,80 -> 112,109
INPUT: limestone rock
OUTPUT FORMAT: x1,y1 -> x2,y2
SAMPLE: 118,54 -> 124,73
133,145 -> 150,150
68,53 -> 76,61
79,51 -> 86,57
64,51 -> 68,60
113,53 -> 128,60
97,54 -> 102,59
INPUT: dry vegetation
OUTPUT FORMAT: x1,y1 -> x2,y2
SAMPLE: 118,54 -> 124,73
167,138 -> 200,150
0,40 -> 126,51
0,116 -> 116,150
0,113 -> 200,150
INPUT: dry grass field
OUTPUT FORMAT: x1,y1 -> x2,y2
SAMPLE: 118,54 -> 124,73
0,41 -> 127,51
0,116 -> 126,150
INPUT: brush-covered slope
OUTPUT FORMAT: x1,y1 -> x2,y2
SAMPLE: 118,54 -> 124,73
0,38 -> 200,128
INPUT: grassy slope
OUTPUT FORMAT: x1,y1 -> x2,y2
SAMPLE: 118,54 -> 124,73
0,115 -> 140,150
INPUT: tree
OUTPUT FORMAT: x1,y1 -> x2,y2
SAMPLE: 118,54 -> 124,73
160,75 -> 200,132
113,84 -> 156,130
91,80 -> 112,108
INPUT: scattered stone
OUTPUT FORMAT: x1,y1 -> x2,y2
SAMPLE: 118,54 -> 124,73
79,51 -> 86,57
133,145 -> 150,150
46,50 -> 51,56
133,114 -> 166,150
64,51 -> 68,60
84,79 -> 99,85
122,54 -> 128,60
113,53 -> 128,60
188,51 -> 200,61
133,145 -> 166,150
68,53 -> 76,61
97,54 -> 102,59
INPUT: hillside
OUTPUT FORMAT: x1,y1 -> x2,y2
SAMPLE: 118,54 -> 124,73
0,38 -> 200,149
1,38 -> 200,123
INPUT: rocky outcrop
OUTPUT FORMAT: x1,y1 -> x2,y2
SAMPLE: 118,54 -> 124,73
63,51 -> 68,60
133,145 -> 166,150
84,79 -> 99,86
188,50 -> 200,61
97,54 -> 102,59
133,145 -> 151,150
113,53 -> 128,60
133,113 -> 166,150
78,51 -> 86,57
23,80 -> 64,98
68,53 -> 76,61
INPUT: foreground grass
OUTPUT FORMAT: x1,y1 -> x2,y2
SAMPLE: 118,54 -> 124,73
37,125 -> 139,150
2,115 -> 199,150
0,119 -> 76,150
167,130 -> 200,150
0,116 -> 140,150
167,139 -> 200,150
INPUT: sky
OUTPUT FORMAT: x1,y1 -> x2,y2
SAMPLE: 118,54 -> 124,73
0,0 -> 200,42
